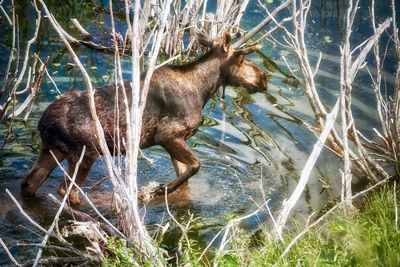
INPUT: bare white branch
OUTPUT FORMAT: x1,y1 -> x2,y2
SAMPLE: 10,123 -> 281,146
275,97 -> 340,237
0,0 -> 12,25
395,181 -> 398,232
0,237 -> 21,266
71,18 -> 91,37
32,147 -> 87,267
232,0 -> 292,49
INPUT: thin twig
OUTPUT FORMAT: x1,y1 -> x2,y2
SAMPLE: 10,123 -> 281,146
17,242 -> 75,253
9,56 -> 48,120
0,0 -> 12,25
164,187 -> 191,255
71,18 -> 91,37
213,208 -> 262,266
49,150 -> 126,239
395,181 -> 398,232
37,55 -> 61,95
22,256 -> 89,267
33,146 -> 87,267
197,227 -> 225,264
6,189 -> 49,234
0,237 -> 21,266
232,0 -> 292,49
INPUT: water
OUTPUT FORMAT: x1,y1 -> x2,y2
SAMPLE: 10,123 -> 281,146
0,0 -> 398,264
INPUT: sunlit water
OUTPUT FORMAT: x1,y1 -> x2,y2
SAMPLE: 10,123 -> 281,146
0,0 -> 398,264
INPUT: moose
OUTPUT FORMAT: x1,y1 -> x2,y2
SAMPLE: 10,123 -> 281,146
21,31 -> 268,205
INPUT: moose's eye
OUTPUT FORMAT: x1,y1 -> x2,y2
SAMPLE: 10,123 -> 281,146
238,56 -> 244,65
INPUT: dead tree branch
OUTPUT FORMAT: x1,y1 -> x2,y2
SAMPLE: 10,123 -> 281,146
0,237 -> 21,267
0,0 -> 43,129
274,97 -> 340,237
232,0 -> 292,49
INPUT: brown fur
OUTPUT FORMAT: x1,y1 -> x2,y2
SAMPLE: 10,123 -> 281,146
21,31 -> 268,205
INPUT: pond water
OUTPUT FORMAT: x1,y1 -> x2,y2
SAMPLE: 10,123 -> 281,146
0,0 -> 398,264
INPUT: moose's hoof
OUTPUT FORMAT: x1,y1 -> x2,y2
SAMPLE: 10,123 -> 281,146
67,195 -> 81,206
154,184 -> 167,195
138,182 -> 165,203
57,187 -> 81,206
21,182 -> 36,197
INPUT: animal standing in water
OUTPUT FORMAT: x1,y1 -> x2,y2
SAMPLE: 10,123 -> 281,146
21,31 -> 268,205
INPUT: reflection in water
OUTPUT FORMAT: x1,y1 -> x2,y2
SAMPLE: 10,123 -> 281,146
311,0 -> 345,36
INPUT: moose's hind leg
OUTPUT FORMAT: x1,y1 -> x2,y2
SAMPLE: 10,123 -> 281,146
21,148 -> 65,197
58,151 -> 98,205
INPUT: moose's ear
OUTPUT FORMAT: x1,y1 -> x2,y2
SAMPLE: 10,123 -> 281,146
237,46 -> 258,55
192,28 -> 214,48
222,32 -> 232,52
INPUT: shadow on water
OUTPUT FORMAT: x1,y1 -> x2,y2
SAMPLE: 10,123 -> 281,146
0,0 -> 398,264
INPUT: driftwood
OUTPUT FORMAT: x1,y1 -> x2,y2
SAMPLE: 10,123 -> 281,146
4,146 -> 103,266
5,188 -> 100,265
48,194 -> 123,239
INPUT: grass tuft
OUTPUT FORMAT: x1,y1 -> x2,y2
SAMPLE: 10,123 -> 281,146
213,183 -> 400,266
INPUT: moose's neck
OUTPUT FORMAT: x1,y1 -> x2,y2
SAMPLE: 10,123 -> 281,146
175,50 -> 223,107
196,59 -> 223,106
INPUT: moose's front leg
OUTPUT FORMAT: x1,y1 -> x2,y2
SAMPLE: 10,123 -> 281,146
172,158 -> 188,177
160,138 -> 200,195
138,137 -> 200,202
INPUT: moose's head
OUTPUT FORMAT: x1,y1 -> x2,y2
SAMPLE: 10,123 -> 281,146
194,30 -> 268,94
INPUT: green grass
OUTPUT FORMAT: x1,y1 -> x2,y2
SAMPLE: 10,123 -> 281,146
214,183 -> 400,266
